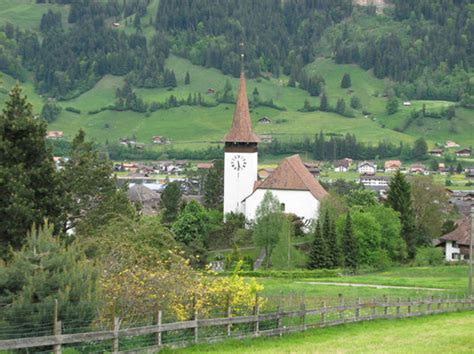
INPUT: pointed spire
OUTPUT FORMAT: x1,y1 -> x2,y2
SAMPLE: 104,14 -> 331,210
223,71 -> 260,143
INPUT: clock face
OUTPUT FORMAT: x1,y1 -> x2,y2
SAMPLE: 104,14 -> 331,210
230,155 -> 247,171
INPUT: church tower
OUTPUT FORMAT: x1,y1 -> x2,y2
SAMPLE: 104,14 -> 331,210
223,71 -> 259,216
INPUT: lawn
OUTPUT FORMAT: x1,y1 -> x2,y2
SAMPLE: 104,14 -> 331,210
163,311 -> 474,353
0,0 -> 69,30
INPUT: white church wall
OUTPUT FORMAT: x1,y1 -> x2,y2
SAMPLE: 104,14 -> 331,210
223,151 -> 258,216
244,189 -> 320,223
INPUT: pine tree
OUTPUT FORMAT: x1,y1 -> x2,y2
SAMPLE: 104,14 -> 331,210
307,221 -> 329,269
184,71 -> 190,85
342,211 -> 357,272
456,162 -> 463,174
320,93 -> 329,112
160,181 -> 182,223
203,160 -> 224,209
328,218 -> 342,268
336,98 -> 346,115
387,170 -> 416,259
340,73 -> 352,88
321,211 -> 333,268
0,85 -> 63,254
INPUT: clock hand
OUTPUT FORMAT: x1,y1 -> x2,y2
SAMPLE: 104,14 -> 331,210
237,160 -> 241,170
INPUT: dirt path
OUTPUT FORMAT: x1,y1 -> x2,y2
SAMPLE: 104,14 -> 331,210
299,281 -> 446,291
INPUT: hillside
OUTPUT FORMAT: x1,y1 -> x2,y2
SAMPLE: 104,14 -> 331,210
0,0 -> 472,153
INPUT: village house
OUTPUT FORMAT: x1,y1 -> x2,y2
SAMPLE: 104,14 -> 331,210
466,167 -> 474,179
445,140 -> 460,148
448,190 -> 474,216
384,160 -> 401,173
403,101 -> 412,107
46,131 -> 64,140
127,184 -> 161,216
429,148 -> 443,157
409,164 -> 428,175
152,136 -> 170,144
334,159 -> 351,172
304,162 -> 320,177
435,217 -> 471,261
438,163 -> 448,174
456,148 -> 471,157
122,162 -> 138,172
358,175 -> 390,194
197,162 -> 214,170
357,161 -> 376,175
258,134 -> 273,143
258,116 -> 272,125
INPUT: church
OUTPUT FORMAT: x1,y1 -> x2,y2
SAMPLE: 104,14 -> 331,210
223,71 -> 328,224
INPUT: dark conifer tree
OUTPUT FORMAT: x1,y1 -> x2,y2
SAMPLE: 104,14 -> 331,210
340,73 -> 351,88
320,93 -> 329,112
308,220 -> 329,269
328,218 -> 341,268
387,171 -> 416,259
184,71 -> 190,85
342,211 -> 357,273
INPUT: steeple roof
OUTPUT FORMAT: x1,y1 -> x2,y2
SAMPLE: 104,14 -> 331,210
223,72 -> 260,143
256,155 -> 328,200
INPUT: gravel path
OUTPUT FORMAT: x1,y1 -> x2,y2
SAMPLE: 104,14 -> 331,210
299,281 -> 446,291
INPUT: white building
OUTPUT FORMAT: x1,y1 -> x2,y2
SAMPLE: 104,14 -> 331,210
435,217 -> 471,261
358,161 -> 376,175
223,71 -> 328,224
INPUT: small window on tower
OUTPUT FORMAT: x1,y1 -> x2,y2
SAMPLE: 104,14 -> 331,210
280,203 -> 286,211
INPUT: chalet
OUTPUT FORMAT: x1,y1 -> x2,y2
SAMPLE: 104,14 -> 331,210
445,140 -> 460,148
435,217 -> 471,261
358,175 -> 390,193
197,163 -> 214,170
258,116 -> 272,125
258,168 -> 274,180
334,159 -> 351,172
384,160 -> 401,172
438,163 -> 448,174
429,148 -> 443,157
448,190 -> 474,216
127,184 -> 160,216
357,161 -> 376,175
46,131 -> 64,140
409,164 -> 427,175
403,101 -> 412,107
122,162 -> 138,172
465,167 -> 474,179
304,162 -> 320,177
257,134 -> 273,144
456,148 -> 471,157
152,136 -> 170,144
206,88 -> 216,94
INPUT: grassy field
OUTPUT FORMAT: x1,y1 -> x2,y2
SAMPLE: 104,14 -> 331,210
0,0 -> 69,30
163,311 -> 474,353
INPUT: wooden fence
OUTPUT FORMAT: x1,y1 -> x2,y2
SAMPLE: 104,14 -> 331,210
0,295 -> 472,353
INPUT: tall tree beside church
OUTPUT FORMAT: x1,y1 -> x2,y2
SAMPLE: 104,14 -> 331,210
328,218 -> 341,268
0,85 -> 63,254
387,170 -> 416,259
307,220 -> 329,269
342,211 -> 357,272
203,160 -> 224,209
321,211 -> 334,268
160,181 -> 182,223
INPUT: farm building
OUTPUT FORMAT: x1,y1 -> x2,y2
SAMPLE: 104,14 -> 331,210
357,161 -> 376,175
456,148 -> 471,157
384,160 -> 401,172
334,159 -> 351,172
429,148 -> 443,157
46,131 -> 64,139
258,116 -> 272,124
435,217 -> 471,261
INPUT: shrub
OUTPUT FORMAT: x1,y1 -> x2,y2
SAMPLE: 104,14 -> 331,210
414,247 -> 444,266
65,106 -> 81,114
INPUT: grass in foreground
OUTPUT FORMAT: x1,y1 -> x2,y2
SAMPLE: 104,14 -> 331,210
163,311 -> 474,353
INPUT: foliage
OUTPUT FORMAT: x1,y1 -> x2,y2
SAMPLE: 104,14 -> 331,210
203,160 -> 224,209
271,218 -> 305,270
412,137 -> 428,160
340,73 -> 351,88
40,100 -> 62,122
60,129 -> 136,235
386,97 -> 399,115
307,221 -> 330,269
160,181 -> 183,223
252,191 -> 286,267
0,85 -> 62,254
346,189 -> 377,208
0,223 -> 99,334
413,247 -> 444,267
351,210 -> 382,267
387,171 -> 416,259
172,200 -> 209,266
341,211 -> 357,272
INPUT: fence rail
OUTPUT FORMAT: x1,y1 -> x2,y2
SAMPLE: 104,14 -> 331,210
0,295 -> 472,353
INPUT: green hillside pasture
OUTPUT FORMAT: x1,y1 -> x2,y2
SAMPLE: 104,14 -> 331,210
0,0 -> 69,30
164,311 -> 474,353
0,73 -> 43,112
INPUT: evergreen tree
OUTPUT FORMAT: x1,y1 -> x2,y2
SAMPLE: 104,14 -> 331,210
412,137 -> 428,160
386,97 -> 399,115
320,93 -> 329,112
307,220 -> 329,269
336,98 -> 346,115
342,211 -> 357,272
203,160 -> 224,209
328,218 -> 341,268
321,211 -> 333,268
340,73 -> 351,88
350,96 -> 361,109
456,162 -> 463,174
184,71 -> 190,85
160,181 -> 182,223
0,85 -> 63,254
387,171 -> 416,259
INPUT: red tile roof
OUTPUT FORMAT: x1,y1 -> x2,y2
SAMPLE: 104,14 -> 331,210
223,72 -> 260,143
256,154 -> 328,200
440,217 -> 471,246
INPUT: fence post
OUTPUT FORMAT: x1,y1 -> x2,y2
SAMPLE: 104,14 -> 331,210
321,301 -> 326,325
53,299 -> 61,354
447,294 -> 450,309
112,316 -> 120,354
396,297 -> 401,317
193,296 -> 198,344
407,297 -> 411,315
383,295 -> 388,317
355,298 -> 360,319
371,298 -> 376,319
300,302 -> 306,331
427,295 -> 433,313
437,295 -> 442,311
156,310 -> 162,346
276,305 -> 283,335
254,293 -> 260,337
338,294 -> 344,321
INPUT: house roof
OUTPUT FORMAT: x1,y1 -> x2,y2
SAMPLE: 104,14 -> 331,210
255,154 -> 328,200
335,159 -> 350,168
223,71 -> 260,143
127,184 -> 160,203
385,160 -> 401,168
439,217 -> 471,246
358,161 -> 375,168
